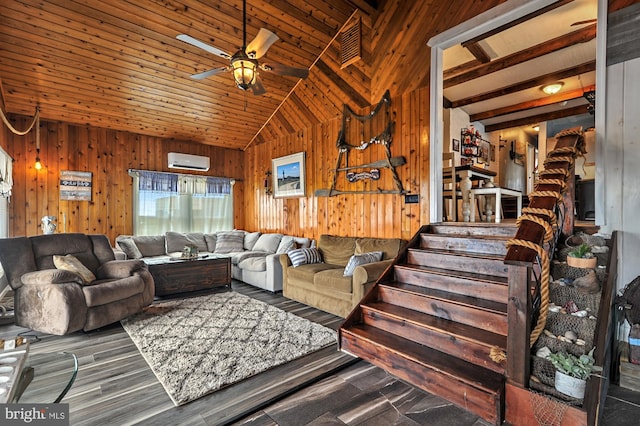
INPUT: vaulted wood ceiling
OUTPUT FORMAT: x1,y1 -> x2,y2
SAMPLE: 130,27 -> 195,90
0,0 -> 634,151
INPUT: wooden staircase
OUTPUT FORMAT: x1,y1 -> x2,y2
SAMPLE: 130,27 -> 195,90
339,223 -> 517,425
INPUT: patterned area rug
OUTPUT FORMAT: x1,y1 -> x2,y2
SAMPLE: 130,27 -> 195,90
121,291 -> 337,406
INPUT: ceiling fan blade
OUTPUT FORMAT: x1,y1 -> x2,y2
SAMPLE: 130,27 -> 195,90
260,62 -> 309,79
246,28 -> 279,59
191,67 -> 230,80
251,76 -> 267,96
176,34 -> 232,60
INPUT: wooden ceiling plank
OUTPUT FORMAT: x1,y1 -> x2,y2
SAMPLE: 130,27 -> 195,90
461,0 -> 575,45
445,23 -> 597,88
469,85 -> 595,121
449,60 -> 596,108
484,104 -> 589,133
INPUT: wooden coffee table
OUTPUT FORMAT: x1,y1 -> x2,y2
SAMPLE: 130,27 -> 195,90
144,256 -> 231,296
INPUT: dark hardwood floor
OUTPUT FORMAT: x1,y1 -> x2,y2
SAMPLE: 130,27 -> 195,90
1,281 -> 639,425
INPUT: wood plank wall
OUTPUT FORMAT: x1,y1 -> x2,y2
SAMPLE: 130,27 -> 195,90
1,116 -> 244,244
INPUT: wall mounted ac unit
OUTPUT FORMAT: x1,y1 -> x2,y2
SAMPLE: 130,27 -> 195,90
168,152 -> 210,171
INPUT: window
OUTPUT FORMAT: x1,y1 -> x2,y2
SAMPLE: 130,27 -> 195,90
0,146 -> 12,239
130,170 -> 233,236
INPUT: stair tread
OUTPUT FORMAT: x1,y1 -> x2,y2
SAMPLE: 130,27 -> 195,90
365,302 -> 507,349
383,282 -> 507,314
343,323 -> 504,392
395,264 -> 508,285
408,247 -> 506,260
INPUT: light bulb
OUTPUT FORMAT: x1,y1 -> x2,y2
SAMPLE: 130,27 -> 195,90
35,157 -> 42,170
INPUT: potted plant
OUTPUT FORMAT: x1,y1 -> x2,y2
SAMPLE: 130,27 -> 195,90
566,243 -> 597,268
548,349 -> 600,399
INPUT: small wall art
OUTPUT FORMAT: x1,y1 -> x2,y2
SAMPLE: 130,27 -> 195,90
60,170 -> 92,201
272,152 -> 306,198
452,138 -> 460,152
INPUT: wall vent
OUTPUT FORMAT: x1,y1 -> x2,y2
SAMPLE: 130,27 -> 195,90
341,17 -> 361,69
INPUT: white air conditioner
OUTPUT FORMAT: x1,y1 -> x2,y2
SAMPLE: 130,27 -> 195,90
168,152 -> 210,171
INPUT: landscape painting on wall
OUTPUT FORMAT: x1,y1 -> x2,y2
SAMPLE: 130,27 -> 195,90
272,152 -> 305,198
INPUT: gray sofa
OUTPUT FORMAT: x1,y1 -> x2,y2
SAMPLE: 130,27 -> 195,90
116,231 -> 311,292
0,233 -> 154,335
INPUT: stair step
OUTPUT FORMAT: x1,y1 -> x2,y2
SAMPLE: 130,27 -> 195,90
361,302 -> 506,373
378,282 -> 508,335
340,324 -> 504,424
429,222 -> 517,238
407,248 -> 509,278
394,264 -> 508,303
420,233 -> 509,256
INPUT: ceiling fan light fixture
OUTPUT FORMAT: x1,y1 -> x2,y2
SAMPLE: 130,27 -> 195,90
231,55 -> 258,90
541,82 -> 564,95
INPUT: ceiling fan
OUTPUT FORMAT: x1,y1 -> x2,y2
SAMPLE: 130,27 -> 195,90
177,0 -> 309,96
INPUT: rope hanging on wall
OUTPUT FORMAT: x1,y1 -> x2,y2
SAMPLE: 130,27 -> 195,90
0,105 -> 39,136
315,90 -> 405,197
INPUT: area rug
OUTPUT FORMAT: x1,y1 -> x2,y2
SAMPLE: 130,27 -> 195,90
121,291 -> 337,406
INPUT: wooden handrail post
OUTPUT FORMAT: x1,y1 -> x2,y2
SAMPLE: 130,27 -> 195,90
506,264 -> 531,388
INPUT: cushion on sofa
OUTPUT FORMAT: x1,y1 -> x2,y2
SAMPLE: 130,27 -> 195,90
318,235 -> 358,266
117,238 -> 143,259
21,269 -> 85,286
276,236 -> 296,254
314,269 -> 353,293
287,262 -> 340,283
343,251 -> 383,277
215,231 -> 245,253
288,247 -> 323,267
252,233 -> 283,253
53,254 -> 96,284
82,275 -> 144,307
165,232 -> 208,253
244,232 -> 262,250
355,238 -> 403,260
132,235 -> 167,257
204,234 -> 217,252
238,257 -> 267,272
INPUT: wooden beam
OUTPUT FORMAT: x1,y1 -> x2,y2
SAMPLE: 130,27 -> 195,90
463,41 -> 491,64
484,105 -> 588,133
449,60 -> 596,108
461,0 -> 575,46
445,24 -> 596,88
470,85 -> 595,122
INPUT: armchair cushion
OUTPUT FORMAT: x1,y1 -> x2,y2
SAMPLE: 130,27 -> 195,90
343,251 -> 383,277
21,269 -> 84,286
97,260 -> 146,280
53,254 -> 96,284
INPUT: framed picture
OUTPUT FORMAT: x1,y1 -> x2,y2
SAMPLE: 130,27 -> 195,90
272,152 -> 306,198
60,170 -> 92,201
490,144 -> 496,162
480,141 -> 490,165
452,138 -> 460,152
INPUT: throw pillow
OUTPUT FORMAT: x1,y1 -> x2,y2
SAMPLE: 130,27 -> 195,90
288,248 -> 323,268
53,254 -> 97,284
214,231 -> 245,253
243,231 -> 262,250
252,233 -> 283,253
117,238 -> 143,259
276,236 -> 296,254
343,251 -> 383,277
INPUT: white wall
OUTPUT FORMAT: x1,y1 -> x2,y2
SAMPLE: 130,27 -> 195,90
602,56 -> 640,293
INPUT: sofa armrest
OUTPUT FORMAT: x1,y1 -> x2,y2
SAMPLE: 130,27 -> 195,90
21,269 -> 85,286
96,260 -> 147,280
351,259 -> 393,301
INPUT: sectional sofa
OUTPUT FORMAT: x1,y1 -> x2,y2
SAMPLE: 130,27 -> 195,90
115,231 -> 311,292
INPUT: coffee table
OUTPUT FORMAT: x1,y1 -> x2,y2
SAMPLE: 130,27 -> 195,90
144,255 -> 231,296
13,352 -> 78,403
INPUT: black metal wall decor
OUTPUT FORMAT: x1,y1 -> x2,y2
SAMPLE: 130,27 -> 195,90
315,90 -> 405,196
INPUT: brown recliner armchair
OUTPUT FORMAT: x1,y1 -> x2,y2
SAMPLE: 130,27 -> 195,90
0,233 -> 154,335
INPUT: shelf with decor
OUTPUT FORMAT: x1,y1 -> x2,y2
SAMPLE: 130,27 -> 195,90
461,127 -> 488,158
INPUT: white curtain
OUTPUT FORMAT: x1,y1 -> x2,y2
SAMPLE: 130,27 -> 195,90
131,170 -> 233,236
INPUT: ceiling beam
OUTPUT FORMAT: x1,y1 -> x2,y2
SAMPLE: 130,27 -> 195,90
445,24 -> 596,88
470,84 -> 596,121
449,60 -> 596,108
463,41 -> 491,63
484,104 -> 589,133
460,0 -> 575,46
